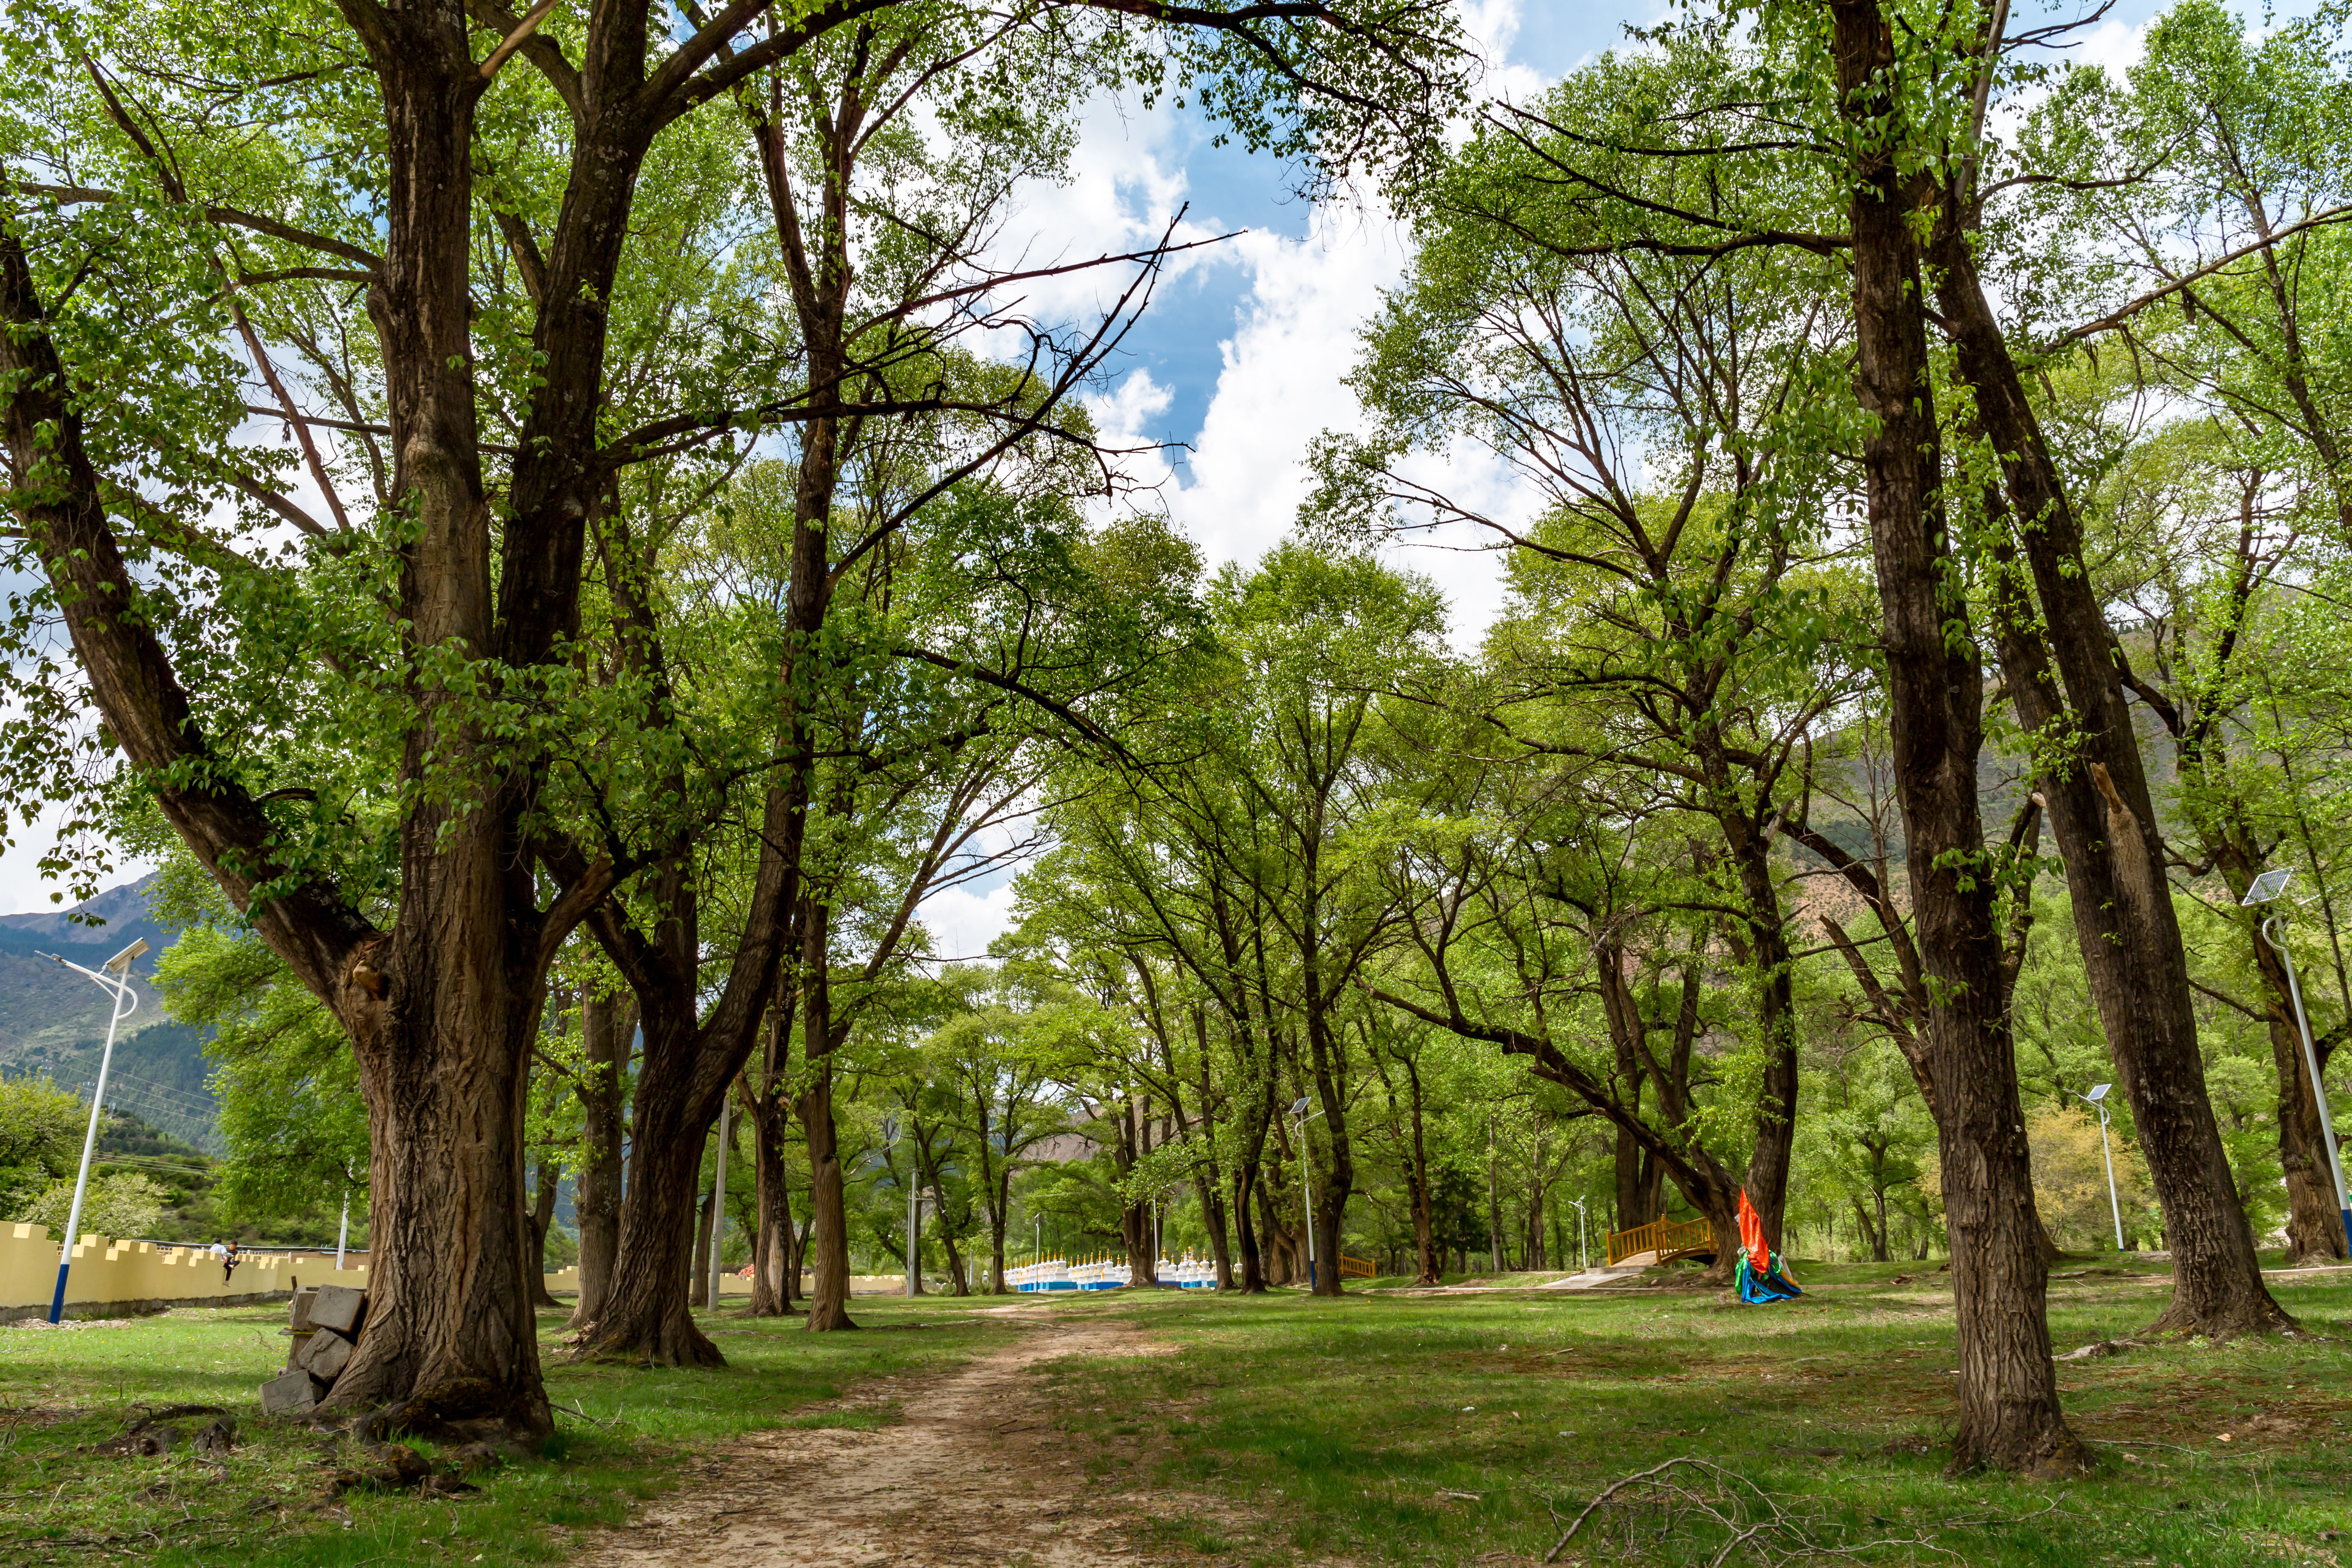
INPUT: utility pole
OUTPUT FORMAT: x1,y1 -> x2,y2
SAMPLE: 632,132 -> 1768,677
906,1179 -> 920,1297
707,1096 -> 731,1311
39,939 -> 146,1325
2247,869 -> 2352,1253
1290,1096 -> 1324,1289
2068,1085 -> 2126,1251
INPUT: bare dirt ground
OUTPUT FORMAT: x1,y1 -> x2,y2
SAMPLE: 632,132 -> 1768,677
573,1307 -> 1227,1568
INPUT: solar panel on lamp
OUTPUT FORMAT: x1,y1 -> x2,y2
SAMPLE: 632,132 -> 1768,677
2242,867 -> 2295,906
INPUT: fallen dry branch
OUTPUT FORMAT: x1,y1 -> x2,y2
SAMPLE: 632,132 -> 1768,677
1542,1455 -> 1955,1566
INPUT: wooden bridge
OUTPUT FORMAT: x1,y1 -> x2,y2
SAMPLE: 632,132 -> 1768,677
1605,1216 -> 1715,1268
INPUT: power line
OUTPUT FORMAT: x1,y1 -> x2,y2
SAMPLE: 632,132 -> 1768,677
93,1067 -> 219,1111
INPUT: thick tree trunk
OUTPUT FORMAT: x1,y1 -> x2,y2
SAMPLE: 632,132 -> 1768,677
1717,790 -> 1801,1253
1121,1199 -> 1156,1286
1406,1061 -> 1440,1286
1851,1197 -> 1886,1263
1199,1183 -> 1235,1289
1830,0 -> 2082,1474
1305,1026 -> 1354,1298
747,1087 -> 799,1314
1113,1098 -> 1159,1287
570,989 -> 630,1329
332,976 -> 553,1438
574,999 -> 724,1366
1255,1173 -> 1299,1286
1740,990 -> 1800,1252
1931,203 -> 2287,1340
528,1158 -> 561,1308
2224,863 -> 2345,1263
989,1176 -> 1010,1296
1694,1196 -> 1740,1287
935,1179 -> 968,1296
1485,1136 -> 1504,1276
799,1059 -> 856,1332
1613,1124 -> 1653,1234
2278,1047 -> 2345,1263
1233,1161 -> 1267,1292
689,1187 -> 717,1310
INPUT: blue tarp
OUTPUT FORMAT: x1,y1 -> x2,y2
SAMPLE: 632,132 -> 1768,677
1736,1251 -> 1803,1304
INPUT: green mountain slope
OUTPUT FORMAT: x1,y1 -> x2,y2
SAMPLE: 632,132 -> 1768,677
0,876 -> 217,1149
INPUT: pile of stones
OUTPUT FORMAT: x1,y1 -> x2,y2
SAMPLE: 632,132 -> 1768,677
259,1283 -> 365,1417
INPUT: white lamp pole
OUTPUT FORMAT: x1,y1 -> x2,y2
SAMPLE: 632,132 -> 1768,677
707,1096 -> 731,1312
2245,869 -> 2352,1253
40,938 -> 148,1324
896,1116 -> 920,1298
1570,1197 -> 1588,1271
1290,1096 -> 1325,1288
335,1189 -> 350,1271
2069,1084 -> 2126,1252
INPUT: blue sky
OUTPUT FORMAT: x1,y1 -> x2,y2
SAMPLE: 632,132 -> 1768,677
1110,1 -> 1630,466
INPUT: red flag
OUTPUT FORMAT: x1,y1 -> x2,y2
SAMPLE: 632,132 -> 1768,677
1737,1189 -> 1770,1274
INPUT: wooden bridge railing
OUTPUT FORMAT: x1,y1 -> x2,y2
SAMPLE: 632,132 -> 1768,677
1338,1253 -> 1377,1280
1605,1216 -> 1713,1267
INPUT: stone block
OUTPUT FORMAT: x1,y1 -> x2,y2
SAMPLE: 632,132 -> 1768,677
259,1368 -> 322,1417
300,1326 -> 355,1381
308,1284 -> 365,1334
288,1289 -> 318,1332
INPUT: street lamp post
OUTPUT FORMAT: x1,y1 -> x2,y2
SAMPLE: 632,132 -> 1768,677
1290,1096 -> 1325,1289
2068,1084 -> 2126,1252
907,1179 -> 920,1298
707,1095 -> 731,1313
2245,868 -> 2352,1254
1570,1197 -> 1588,1271
39,938 -> 148,1324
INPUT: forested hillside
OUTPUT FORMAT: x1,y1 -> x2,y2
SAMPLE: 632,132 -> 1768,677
0,875 -> 215,1148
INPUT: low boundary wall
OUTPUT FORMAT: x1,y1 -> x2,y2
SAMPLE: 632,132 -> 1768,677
1,1222 -> 371,1321
6,1228 -> 921,1320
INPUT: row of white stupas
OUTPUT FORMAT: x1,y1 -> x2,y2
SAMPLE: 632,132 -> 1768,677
1004,1253 -> 1219,1291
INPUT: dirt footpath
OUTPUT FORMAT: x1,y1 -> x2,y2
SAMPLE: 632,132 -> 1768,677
574,1309 -> 1210,1567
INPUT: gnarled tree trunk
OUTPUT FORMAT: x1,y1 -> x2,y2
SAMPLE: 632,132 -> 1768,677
331,934 -> 554,1437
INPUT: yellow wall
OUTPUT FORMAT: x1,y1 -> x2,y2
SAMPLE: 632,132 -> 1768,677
0,1222 -> 370,1314
4,1226 -> 916,1314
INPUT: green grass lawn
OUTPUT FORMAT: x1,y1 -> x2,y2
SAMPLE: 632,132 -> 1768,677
1023,1259 -> 2352,1566
0,1298 -> 1008,1567
6,1263 -> 2352,1567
